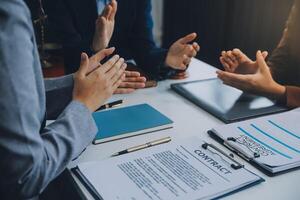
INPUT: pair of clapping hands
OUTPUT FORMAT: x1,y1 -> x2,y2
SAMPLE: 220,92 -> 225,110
218,49 -> 286,100
91,0 -> 200,93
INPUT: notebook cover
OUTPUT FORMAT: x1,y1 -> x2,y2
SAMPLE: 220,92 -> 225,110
93,104 -> 173,144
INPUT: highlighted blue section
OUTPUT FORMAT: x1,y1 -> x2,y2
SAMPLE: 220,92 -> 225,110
251,124 -> 300,154
238,127 -> 292,159
268,120 -> 300,140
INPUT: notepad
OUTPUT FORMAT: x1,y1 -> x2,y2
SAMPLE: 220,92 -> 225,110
92,104 -> 173,144
73,137 -> 263,200
208,108 -> 300,175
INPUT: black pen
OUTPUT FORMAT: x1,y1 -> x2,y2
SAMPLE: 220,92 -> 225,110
111,137 -> 172,157
96,100 -> 123,112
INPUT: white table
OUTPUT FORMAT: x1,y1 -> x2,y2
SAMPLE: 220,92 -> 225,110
69,58 -> 300,200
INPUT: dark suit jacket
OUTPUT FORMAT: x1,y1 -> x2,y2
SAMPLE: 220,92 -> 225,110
268,0 -> 300,108
45,0 -> 175,80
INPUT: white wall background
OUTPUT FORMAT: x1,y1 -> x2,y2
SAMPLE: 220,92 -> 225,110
151,0 -> 164,46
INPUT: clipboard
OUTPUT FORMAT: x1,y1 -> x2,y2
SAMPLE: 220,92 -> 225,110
208,130 -> 300,177
72,167 -> 104,200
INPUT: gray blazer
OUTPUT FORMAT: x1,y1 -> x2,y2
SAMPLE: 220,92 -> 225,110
0,0 -> 98,199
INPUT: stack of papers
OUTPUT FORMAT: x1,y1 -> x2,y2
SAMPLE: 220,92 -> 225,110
74,137 -> 263,200
211,108 -> 300,174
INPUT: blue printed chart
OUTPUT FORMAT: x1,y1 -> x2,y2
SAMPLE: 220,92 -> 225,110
212,108 -> 300,172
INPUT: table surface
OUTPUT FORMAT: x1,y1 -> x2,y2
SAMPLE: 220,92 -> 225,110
69,58 -> 300,200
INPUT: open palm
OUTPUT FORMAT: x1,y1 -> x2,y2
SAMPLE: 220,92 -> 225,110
92,0 -> 117,52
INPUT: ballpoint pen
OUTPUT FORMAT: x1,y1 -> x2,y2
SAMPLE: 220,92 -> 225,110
96,100 -> 123,112
111,137 -> 172,157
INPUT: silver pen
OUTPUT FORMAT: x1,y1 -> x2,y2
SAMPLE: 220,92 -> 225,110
111,137 -> 172,157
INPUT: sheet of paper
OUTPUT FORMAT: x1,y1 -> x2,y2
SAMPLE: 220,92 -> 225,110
78,137 -> 260,200
213,108 -> 300,167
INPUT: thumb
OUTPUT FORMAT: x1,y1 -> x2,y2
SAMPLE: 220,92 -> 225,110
256,51 -> 268,72
177,33 -> 197,44
78,53 -> 89,76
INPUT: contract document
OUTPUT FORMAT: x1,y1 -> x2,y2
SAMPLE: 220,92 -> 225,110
74,137 -> 263,200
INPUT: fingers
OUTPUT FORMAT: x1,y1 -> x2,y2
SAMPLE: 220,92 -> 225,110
119,81 -> 146,89
114,88 -> 136,94
183,54 -> 191,66
184,45 -> 198,57
88,47 -> 115,73
125,70 -> 141,77
101,3 -> 113,18
112,73 -> 126,91
123,71 -> 147,82
262,51 -> 269,59
107,58 -> 125,80
99,54 -> 120,73
232,48 -> 246,62
78,53 -> 89,77
193,42 -> 200,52
217,70 -> 250,85
108,0 -> 118,20
219,57 -> 231,72
178,32 -> 197,44
256,50 -> 269,72
124,76 -> 147,82
92,47 -> 115,63
220,51 -> 235,72
111,62 -> 127,85
224,51 -> 236,64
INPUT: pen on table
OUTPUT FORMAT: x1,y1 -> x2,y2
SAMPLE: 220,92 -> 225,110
96,100 -> 123,112
111,137 -> 172,157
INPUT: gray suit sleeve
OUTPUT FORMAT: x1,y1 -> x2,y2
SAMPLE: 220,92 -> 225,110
44,75 -> 75,119
0,1 -> 97,199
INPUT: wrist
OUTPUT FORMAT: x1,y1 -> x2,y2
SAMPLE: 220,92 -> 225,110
72,100 -> 94,113
72,96 -> 94,112
92,39 -> 106,53
269,82 -> 286,100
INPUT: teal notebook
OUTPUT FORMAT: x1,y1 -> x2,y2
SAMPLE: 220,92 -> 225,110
92,104 -> 174,144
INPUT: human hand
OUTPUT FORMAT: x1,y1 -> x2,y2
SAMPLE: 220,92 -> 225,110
114,71 -> 147,94
73,53 -> 126,112
220,48 -> 268,74
92,0 -> 117,52
87,47 -> 116,73
217,51 -> 286,99
165,33 -> 200,70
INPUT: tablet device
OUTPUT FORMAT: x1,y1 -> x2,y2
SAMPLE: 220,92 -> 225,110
171,78 -> 288,123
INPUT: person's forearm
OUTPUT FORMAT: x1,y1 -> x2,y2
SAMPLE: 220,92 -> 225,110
268,82 -> 287,102
8,101 -> 97,198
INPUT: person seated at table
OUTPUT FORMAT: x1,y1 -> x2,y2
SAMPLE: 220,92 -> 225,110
45,0 -> 200,89
0,0 -> 127,199
217,0 -> 300,108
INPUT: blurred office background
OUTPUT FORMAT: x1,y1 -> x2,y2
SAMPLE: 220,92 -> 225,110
26,0 -> 294,75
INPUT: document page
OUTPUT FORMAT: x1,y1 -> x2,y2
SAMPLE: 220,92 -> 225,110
77,137 -> 261,200
212,108 -> 300,167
